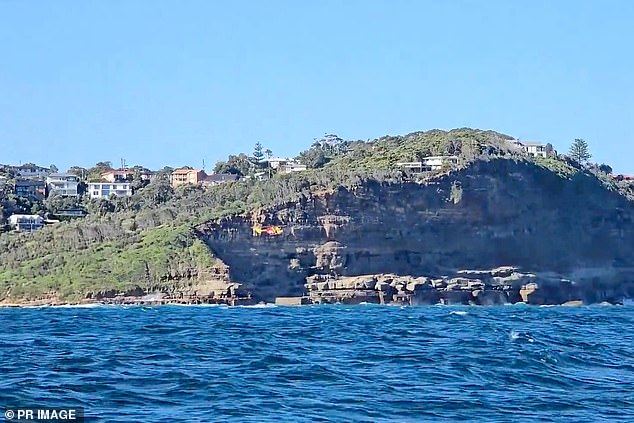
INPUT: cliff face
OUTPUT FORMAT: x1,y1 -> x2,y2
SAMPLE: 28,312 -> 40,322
201,159 -> 634,302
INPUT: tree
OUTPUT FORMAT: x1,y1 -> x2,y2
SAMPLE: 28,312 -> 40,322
315,134 -> 345,156
87,162 -> 115,182
253,142 -> 265,163
569,139 -> 591,163
214,154 -> 254,176
50,164 -> 59,173
264,149 -> 273,178
545,143 -> 555,158
68,166 -> 87,179
598,164 -> 613,174
298,148 -> 327,169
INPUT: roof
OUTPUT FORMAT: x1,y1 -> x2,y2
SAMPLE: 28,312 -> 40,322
48,173 -> 77,177
16,163 -> 48,170
172,167 -> 202,174
204,174 -> 240,183
9,214 -> 44,221
15,180 -> 46,187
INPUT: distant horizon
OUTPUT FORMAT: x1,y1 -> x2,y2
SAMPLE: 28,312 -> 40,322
3,1 -> 633,174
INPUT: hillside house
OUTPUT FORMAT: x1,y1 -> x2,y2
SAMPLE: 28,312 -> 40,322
267,157 -> 289,169
46,173 -> 80,197
397,156 -> 458,173
102,169 -> 155,183
51,208 -> 88,220
278,161 -> 308,174
523,142 -> 548,158
14,163 -> 50,179
202,174 -> 240,186
8,214 -> 45,232
101,170 -> 132,182
170,168 -> 207,188
509,140 -> 549,158
88,182 -> 133,199
15,180 -> 46,200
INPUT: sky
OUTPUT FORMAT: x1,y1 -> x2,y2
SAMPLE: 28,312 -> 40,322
1,0 -> 633,173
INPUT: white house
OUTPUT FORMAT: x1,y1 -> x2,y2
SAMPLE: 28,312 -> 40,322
278,162 -> 308,174
423,156 -> 458,170
523,142 -> 548,158
46,173 -> 80,197
267,157 -> 289,170
508,140 -> 549,158
14,163 -> 50,179
397,156 -> 458,173
8,214 -> 45,232
88,182 -> 133,199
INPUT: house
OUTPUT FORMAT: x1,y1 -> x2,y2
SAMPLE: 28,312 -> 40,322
423,156 -> 458,170
14,163 -> 50,179
523,142 -> 548,158
508,140 -> 549,158
170,168 -> 207,188
101,170 -> 133,183
267,157 -> 290,170
266,157 -> 308,173
396,156 -> 458,173
46,173 -> 80,197
102,169 -> 155,183
396,162 -> 426,173
278,161 -> 308,174
202,174 -> 240,186
15,180 -> 47,199
51,208 -> 88,220
88,182 -> 133,199
8,214 -> 45,232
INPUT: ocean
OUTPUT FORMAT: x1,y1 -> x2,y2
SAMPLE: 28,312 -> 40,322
1,304 -> 633,422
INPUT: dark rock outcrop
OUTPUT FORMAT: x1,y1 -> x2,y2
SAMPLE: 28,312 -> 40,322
201,159 -> 634,303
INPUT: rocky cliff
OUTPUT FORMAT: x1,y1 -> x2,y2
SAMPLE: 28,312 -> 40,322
201,158 -> 634,304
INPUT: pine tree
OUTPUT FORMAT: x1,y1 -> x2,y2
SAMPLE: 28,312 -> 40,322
569,139 -> 591,163
253,142 -> 265,163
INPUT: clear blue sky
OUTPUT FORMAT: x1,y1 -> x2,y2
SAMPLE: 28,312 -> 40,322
1,0 -> 633,173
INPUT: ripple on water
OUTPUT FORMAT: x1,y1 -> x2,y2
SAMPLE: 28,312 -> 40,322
1,305 -> 634,422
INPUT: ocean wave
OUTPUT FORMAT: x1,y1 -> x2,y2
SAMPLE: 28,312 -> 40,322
1,305 -> 633,421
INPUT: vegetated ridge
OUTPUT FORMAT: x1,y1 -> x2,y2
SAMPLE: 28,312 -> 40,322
1,128 -> 633,305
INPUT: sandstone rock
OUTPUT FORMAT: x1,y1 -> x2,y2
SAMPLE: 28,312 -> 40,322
519,283 -> 542,304
431,279 -> 446,289
490,266 -> 518,278
288,258 -> 301,270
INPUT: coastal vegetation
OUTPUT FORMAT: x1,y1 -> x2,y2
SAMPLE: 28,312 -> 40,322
1,128 -> 631,303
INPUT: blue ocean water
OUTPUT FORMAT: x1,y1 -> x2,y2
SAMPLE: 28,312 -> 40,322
1,305 -> 633,422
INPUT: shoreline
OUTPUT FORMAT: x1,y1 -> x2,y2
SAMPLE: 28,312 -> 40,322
0,299 -> 630,309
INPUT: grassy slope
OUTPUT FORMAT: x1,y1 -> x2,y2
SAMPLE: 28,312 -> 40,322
0,223 -> 217,301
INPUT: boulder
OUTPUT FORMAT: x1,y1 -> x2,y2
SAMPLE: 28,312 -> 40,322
431,279 -> 447,289
490,266 -> 518,278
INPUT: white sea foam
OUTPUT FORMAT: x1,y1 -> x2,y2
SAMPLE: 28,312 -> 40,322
239,303 -> 276,308
450,311 -> 468,316
510,330 -> 535,343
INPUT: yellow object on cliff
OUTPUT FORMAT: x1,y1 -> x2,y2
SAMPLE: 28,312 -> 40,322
252,224 -> 283,236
